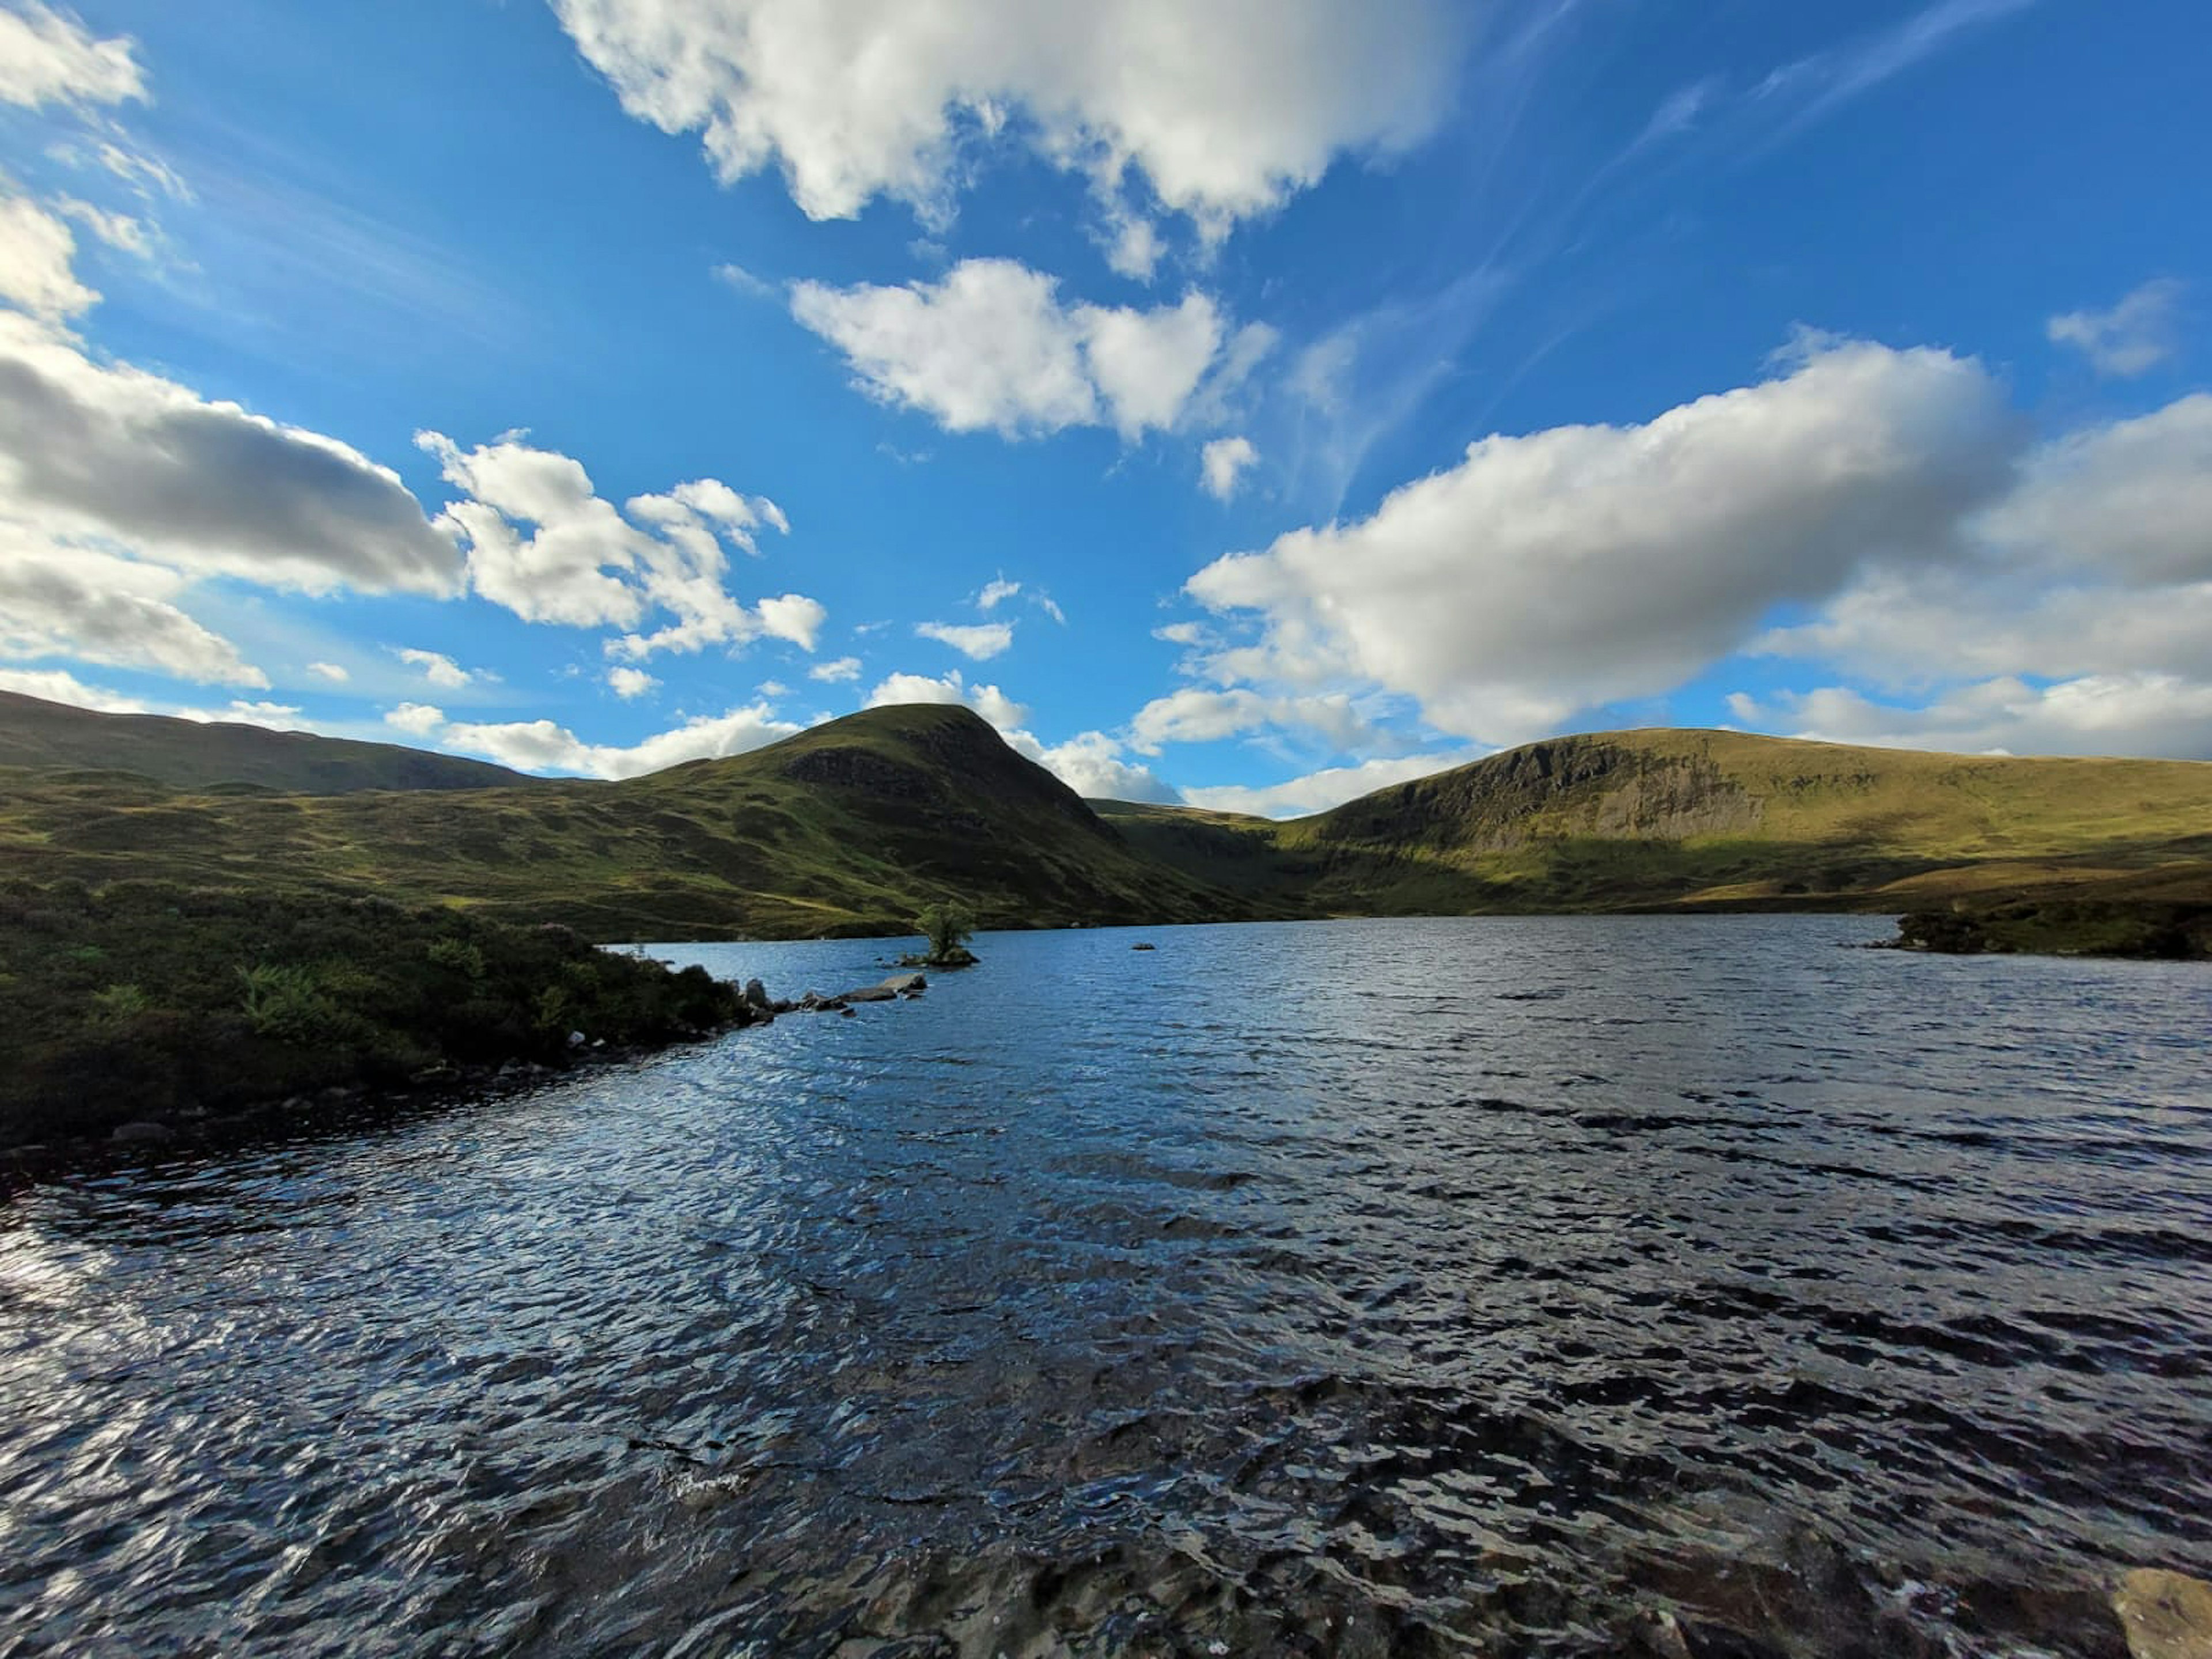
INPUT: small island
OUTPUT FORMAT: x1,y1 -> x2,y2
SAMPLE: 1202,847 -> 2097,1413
1886,898 -> 2212,960
897,899 -> 980,968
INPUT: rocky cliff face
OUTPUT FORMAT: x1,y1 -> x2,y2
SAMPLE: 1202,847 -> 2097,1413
1313,737 -> 1762,853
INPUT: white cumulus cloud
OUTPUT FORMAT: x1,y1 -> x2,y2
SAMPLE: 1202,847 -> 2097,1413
915,619 -> 1014,661
1182,751 -> 1478,819
0,190 -> 97,320
865,668 -> 1028,732
1126,686 -> 1382,754
791,259 -> 1254,441
1200,435 -> 1258,501
2047,279 -> 2185,378
1186,336 -> 2020,747
0,309 -> 463,596
1728,673 -> 2212,760
395,646 -> 474,689
0,535 -> 266,686
416,430 -> 820,658
441,702 -> 802,779
605,665 -> 658,699
0,665 -> 145,711
0,2 -> 142,110
1759,392 -> 2212,699
550,0 -> 1457,237
809,655 -> 862,683
384,701 -> 447,736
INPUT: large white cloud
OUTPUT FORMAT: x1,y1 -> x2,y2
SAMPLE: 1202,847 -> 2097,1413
0,537 -> 264,685
417,430 -> 822,657
0,2 -> 142,110
1184,338 -> 2020,746
1728,673 -> 2212,761
1759,393 -> 2212,694
0,310 -> 462,596
438,702 -> 803,779
550,0 -> 1456,238
791,259 -> 1251,440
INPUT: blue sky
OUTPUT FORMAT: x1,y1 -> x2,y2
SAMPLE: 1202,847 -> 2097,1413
1,0 -> 2206,812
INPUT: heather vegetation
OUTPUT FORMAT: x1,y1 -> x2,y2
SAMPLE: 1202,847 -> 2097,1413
0,880 -> 751,1153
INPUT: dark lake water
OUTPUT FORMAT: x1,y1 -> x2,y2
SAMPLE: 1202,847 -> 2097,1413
3,916 -> 2210,1656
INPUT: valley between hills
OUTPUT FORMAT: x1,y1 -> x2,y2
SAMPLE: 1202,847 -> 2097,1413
3,687 -> 2209,941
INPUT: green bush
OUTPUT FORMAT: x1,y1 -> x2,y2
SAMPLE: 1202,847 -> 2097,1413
89,982 -> 151,1021
914,899 -> 976,962
237,962 -> 348,1044
426,935 -> 487,980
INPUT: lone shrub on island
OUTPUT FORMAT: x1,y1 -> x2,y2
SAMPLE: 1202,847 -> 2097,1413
911,900 -> 978,967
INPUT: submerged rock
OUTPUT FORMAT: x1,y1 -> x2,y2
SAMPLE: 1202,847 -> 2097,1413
2114,1570 -> 2212,1659
108,1120 -> 173,1146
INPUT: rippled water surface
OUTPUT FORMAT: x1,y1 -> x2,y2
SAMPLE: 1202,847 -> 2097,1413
4,916 -> 2210,1656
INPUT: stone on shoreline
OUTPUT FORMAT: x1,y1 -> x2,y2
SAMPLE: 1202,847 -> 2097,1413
2114,1569 -> 2212,1659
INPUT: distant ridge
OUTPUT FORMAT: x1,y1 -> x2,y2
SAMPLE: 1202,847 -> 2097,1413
2,695 -> 2207,938
0,702 -> 1247,938
1100,726 -> 2212,916
0,690 -> 528,794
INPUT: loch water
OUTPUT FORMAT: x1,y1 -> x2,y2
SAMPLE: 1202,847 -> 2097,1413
2,915 -> 2209,1656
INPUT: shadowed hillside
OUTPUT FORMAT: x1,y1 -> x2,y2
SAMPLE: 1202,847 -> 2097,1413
0,703 -> 1253,940
0,691 -> 527,794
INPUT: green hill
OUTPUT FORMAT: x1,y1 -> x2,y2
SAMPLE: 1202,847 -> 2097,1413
0,690 -> 527,794
1101,728 -> 2212,915
0,702 -> 1253,940
4,690 -> 2208,942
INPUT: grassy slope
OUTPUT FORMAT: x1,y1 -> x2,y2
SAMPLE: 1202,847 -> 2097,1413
3,691 -> 2206,934
0,704 -> 1252,941
1101,729 -> 2212,914
0,689 -> 527,793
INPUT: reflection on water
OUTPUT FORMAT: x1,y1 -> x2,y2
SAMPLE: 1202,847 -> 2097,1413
2,916 -> 2209,1656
